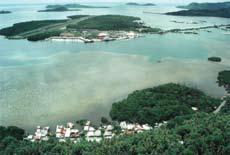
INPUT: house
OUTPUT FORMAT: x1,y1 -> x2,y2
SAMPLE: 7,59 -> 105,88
104,125 -> 114,139
33,126 -> 50,141
191,107 -> 198,111
56,125 -> 65,138
98,32 -> 109,40
70,129 -> 80,138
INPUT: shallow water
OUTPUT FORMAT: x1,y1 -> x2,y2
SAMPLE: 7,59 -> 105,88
0,3 -> 230,130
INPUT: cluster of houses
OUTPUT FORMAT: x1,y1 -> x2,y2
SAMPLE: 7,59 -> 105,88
47,31 -> 140,43
25,120 -> 154,143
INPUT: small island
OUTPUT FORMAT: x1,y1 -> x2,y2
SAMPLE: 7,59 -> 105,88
46,3 -> 110,9
167,2 -> 230,18
208,57 -> 222,62
0,10 -> 11,14
38,6 -> 80,12
126,2 -> 156,6
0,15 -> 161,42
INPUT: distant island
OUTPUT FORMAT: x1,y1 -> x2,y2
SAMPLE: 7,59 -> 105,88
166,8 -> 230,18
208,57 -> 222,62
177,2 -> 230,10
166,2 -> 230,18
0,15 -> 161,42
126,2 -> 156,6
0,10 -> 11,14
38,6 -> 80,12
46,3 -> 110,9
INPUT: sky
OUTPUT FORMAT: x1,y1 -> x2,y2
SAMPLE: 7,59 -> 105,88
0,0 -> 227,4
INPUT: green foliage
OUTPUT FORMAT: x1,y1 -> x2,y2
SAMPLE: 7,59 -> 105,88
217,70 -> 230,92
0,113 -> 229,155
208,57 -> 222,62
27,30 -> 62,41
220,97 -> 230,114
166,9 -> 230,18
68,15 -> 89,19
67,15 -> 143,31
101,117 -> 110,124
0,126 -> 25,141
0,20 -> 66,36
110,83 -> 221,126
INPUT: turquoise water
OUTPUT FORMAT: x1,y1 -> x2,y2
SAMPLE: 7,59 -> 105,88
0,3 -> 230,130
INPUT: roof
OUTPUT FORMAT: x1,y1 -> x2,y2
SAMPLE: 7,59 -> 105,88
94,130 -> 102,137
98,32 -> 108,36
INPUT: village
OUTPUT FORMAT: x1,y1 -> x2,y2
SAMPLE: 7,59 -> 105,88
24,120 -> 162,143
46,31 -> 141,43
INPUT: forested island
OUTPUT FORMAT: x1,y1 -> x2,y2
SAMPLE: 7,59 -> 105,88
0,83 -> 229,154
46,3 -> 110,9
0,15 -> 161,42
38,6 -> 80,12
0,10 -> 11,14
177,2 -> 230,10
166,9 -> 230,18
167,2 -> 230,18
126,2 -> 156,6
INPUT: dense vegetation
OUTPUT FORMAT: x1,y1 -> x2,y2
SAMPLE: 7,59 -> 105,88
46,4 -> 110,9
0,83 -> 229,154
38,6 -> 80,12
166,8 -> 230,18
169,2 -> 230,18
220,97 -> 230,114
177,2 -> 230,10
208,57 -> 222,62
67,15 -> 144,31
217,70 -> 230,93
27,30 -> 63,41
0,20 -> 66,36
0,113 -> 229,155
0,126 -> 25,141
110,83 -> 221,126
68,15 -> 89,19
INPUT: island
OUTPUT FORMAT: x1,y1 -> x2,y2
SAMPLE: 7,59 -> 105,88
46,3 -> 110,9
166,9 -> 230,18
0,10 -> 11,14
208,56 -> 222,62
0,83 -> 229,155
126,2 -> 156,6
177,2 -> 230,10
38,6 -> 80,12
166,2 -> 230,18
0,15 -> 161,42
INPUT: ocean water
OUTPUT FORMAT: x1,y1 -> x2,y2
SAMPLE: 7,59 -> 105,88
0,3 -> 230,130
